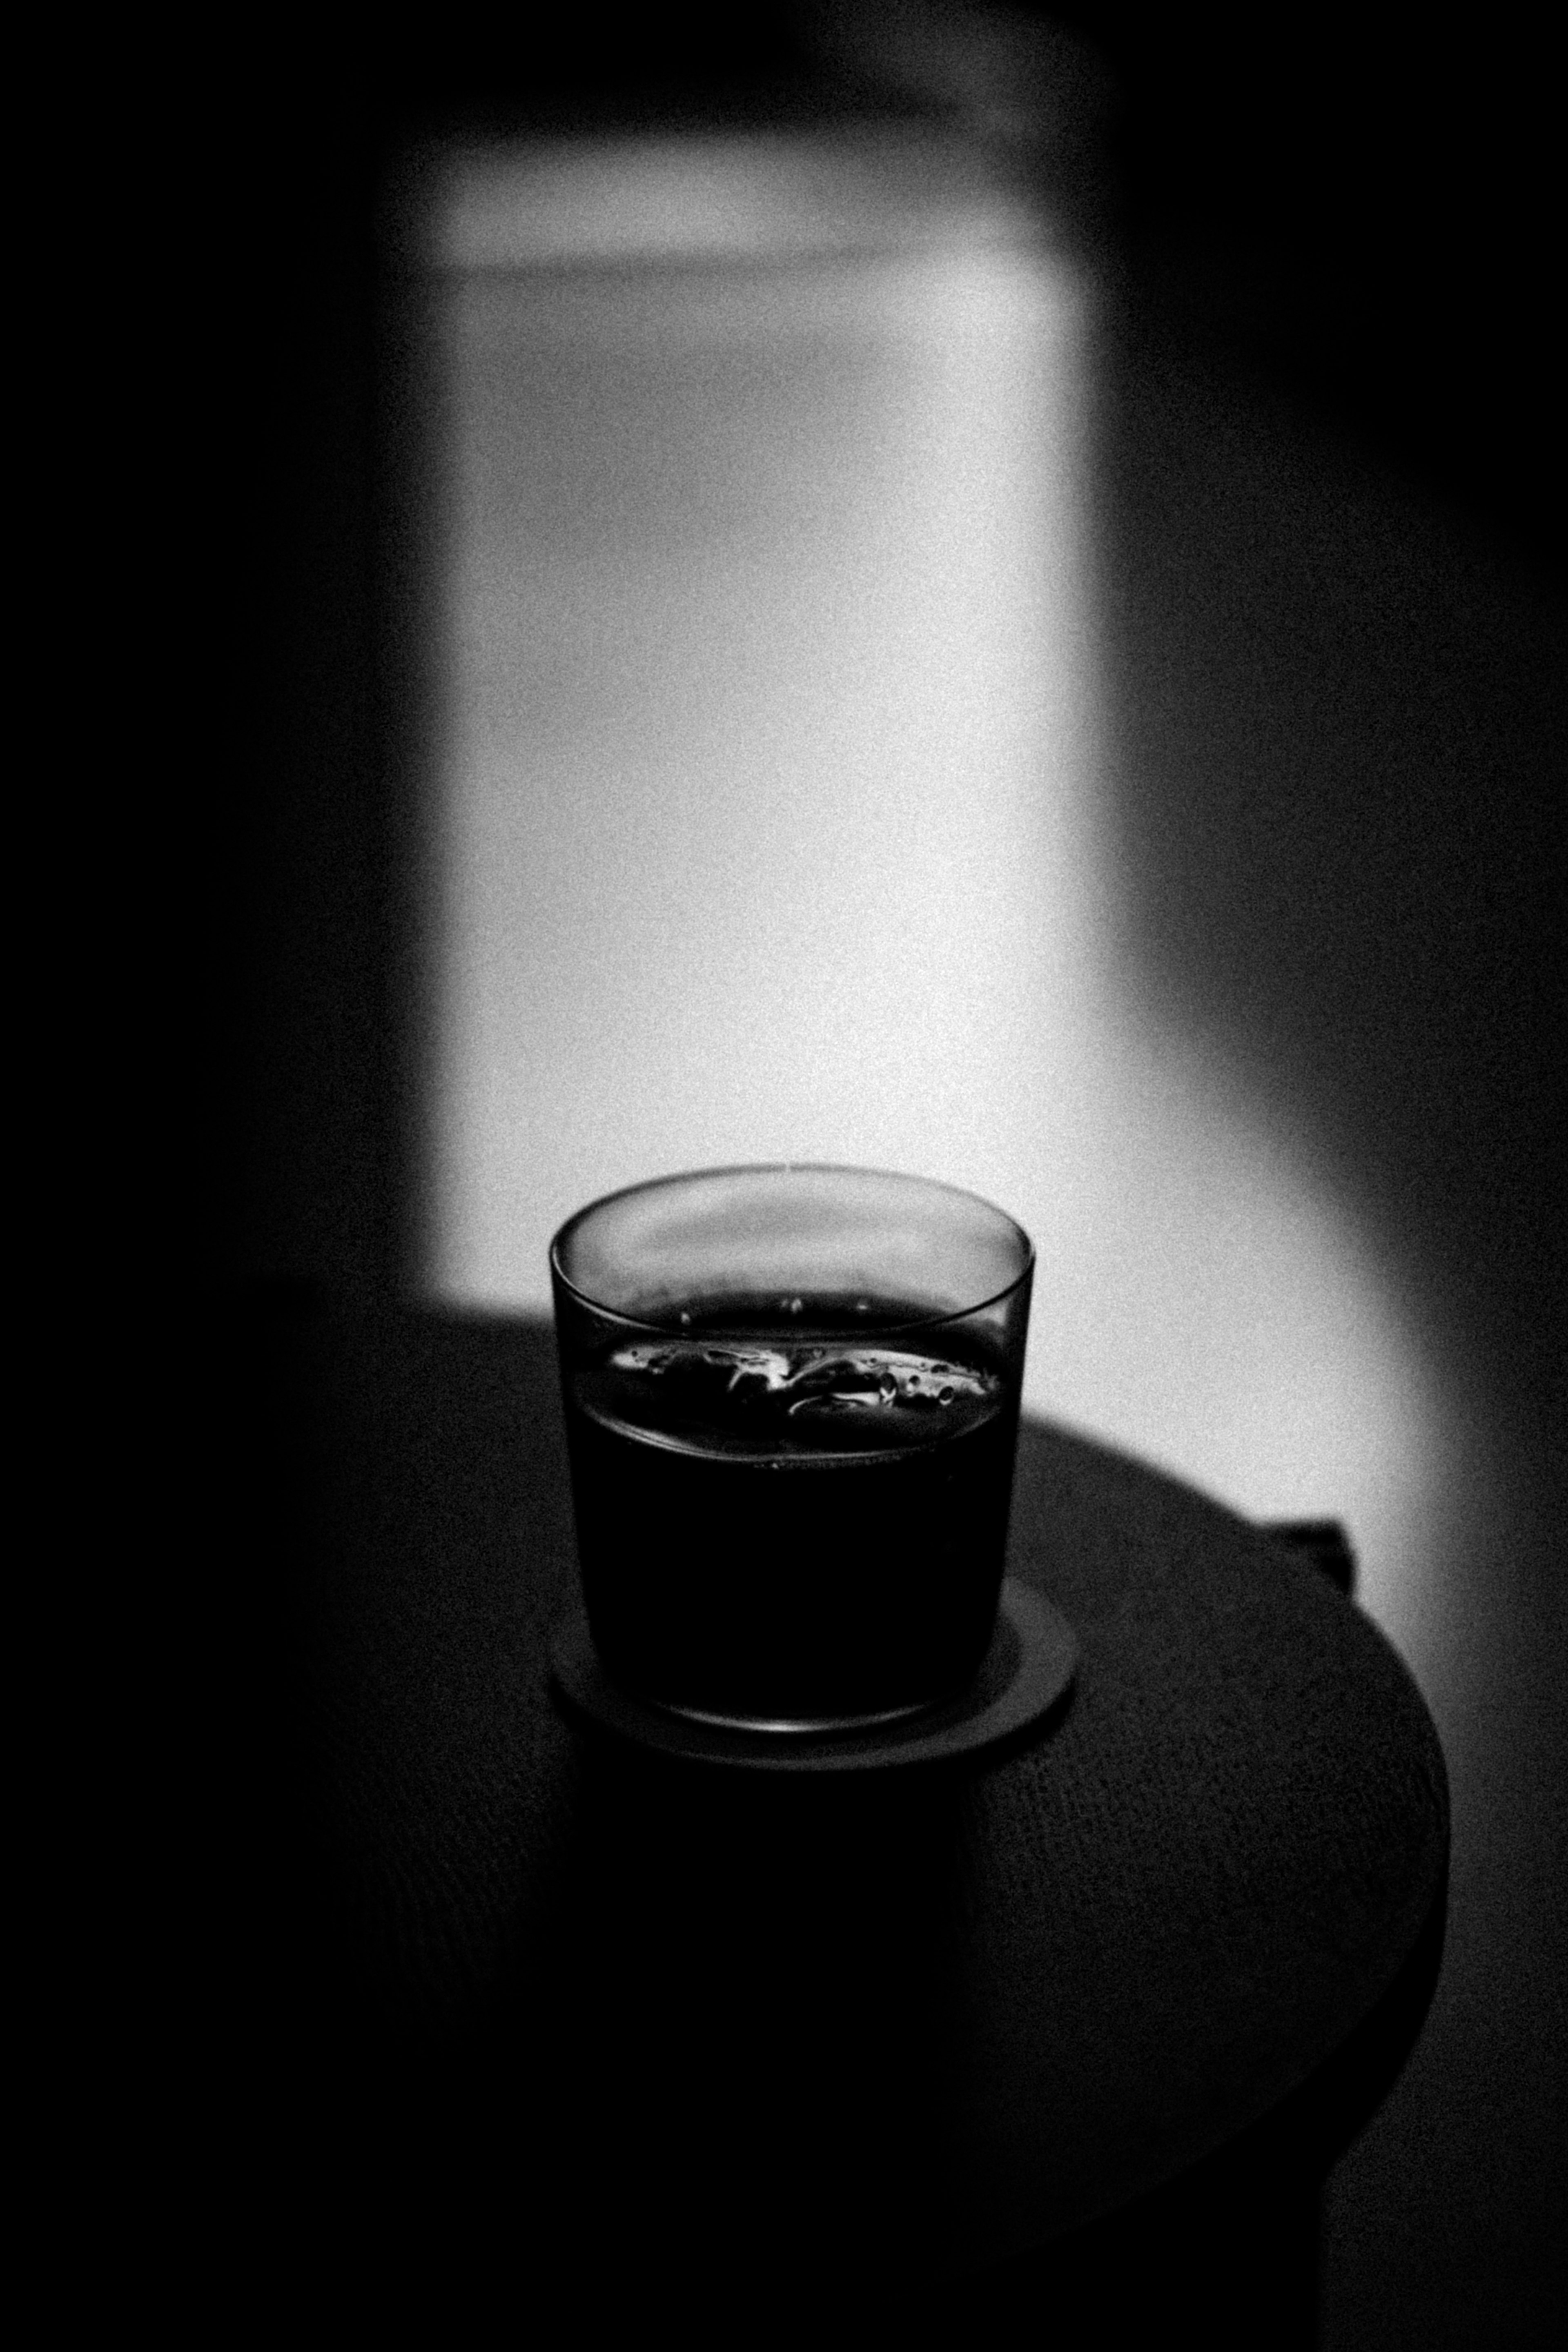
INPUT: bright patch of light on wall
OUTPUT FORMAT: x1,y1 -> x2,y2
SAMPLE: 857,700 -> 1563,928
427,130 -> 1441,1657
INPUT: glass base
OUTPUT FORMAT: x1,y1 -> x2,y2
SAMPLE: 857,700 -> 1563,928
650,1693 -> 940,1737
550,1580 -> 1080,1773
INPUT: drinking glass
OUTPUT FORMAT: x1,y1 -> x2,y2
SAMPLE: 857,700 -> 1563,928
550,1164 -> 1033,1732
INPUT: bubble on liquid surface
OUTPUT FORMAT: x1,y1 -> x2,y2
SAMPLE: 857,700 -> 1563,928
609,1340 -> 996,1420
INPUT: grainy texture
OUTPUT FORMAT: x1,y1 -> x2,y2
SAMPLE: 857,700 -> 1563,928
267,1305 -> 1446,2312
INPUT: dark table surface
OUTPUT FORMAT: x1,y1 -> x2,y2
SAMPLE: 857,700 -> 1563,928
240,1303 -> 1448,2318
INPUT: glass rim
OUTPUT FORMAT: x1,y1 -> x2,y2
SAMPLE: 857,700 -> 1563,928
548,1160 -> 1035,1335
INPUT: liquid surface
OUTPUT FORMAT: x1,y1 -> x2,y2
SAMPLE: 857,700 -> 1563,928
579,1334 -> 1002,1457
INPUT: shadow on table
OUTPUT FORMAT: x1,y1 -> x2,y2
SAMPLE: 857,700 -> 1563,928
216,1293 -> 1446,2336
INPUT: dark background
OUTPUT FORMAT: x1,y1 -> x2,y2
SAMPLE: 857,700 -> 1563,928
182,7 -> 1561,2339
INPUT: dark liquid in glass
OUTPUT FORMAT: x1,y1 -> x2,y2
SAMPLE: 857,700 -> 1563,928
561,1293 -> 1020,1727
